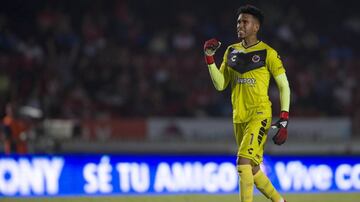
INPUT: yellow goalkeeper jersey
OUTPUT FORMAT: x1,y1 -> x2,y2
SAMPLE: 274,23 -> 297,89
219,41 -> 285,123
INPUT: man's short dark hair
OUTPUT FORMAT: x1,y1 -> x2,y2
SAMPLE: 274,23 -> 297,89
237,5 -> 264,25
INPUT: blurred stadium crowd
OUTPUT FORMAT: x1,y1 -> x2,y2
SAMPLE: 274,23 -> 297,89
0,0 -> 359,123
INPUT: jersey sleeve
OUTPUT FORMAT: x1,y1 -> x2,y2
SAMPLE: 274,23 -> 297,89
274,73 -> 290,112
208,47 -> 232,91
267,49 -> 285,77
219,47 -> 232,87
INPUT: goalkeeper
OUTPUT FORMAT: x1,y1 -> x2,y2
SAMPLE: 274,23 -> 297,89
204,5 -> 290,202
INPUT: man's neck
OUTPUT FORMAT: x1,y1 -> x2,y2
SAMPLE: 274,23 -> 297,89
242,35 -> 259,48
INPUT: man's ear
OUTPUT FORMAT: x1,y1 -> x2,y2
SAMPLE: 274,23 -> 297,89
254,22 -> 260,32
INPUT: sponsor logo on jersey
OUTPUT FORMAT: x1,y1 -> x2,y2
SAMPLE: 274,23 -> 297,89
235,77 -> 256,85
247,148 -> 254,154
230,49 -> 245,54
231,55 -> 237,62
230,49 -> 244,62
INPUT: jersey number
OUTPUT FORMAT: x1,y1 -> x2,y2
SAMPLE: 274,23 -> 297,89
250,133 -> 254,145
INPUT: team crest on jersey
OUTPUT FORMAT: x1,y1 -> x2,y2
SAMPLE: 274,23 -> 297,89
252,54 -> 260,63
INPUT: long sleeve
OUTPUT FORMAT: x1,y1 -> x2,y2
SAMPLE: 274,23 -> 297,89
208,63 -> 227,91
274,73 -> 290,112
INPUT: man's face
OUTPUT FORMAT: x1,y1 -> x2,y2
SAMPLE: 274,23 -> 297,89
237,13 -> 259,39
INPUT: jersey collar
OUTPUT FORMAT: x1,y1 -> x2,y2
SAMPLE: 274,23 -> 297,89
241,40 -> 262,49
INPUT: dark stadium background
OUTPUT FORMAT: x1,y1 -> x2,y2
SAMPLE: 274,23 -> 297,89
0,0 -> 360,201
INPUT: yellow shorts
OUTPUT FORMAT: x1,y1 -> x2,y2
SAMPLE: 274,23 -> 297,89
233,117 -> 271,165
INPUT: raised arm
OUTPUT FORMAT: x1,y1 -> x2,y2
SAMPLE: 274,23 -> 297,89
204,38 -> 230,91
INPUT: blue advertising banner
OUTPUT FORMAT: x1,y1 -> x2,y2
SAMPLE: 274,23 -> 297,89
264,156 -> 360,193
0,154 -> 359,197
